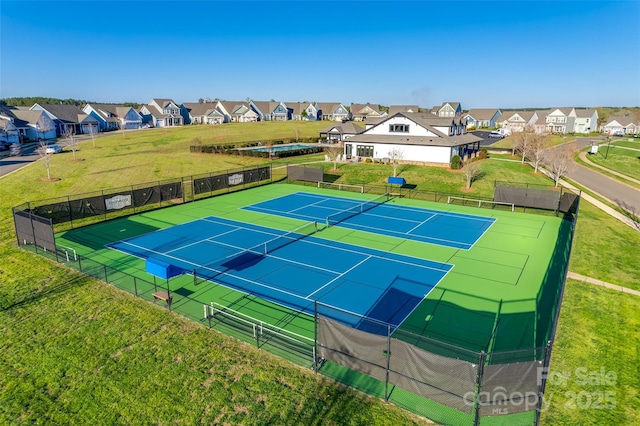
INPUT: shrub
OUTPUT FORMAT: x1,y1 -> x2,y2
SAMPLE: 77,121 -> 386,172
479,148 -> 488,159
450,155 -> 461,169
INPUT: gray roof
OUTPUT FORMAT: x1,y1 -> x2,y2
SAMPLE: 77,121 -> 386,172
251,101 -> 281,114
37,104 -> 95,124
605,115 -> 638,126
285,102 -> 307,115
500,110 -> 536,122
182,102 -> 218,116
0,107 -> 43,128
573,108 -> 597,118
389,105 -> 420,115
319,122 -> 364,135
465,108 -> 500,120
87,103 -> 136,122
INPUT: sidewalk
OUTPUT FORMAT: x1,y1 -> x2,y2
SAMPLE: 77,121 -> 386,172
567,272 -> 640,297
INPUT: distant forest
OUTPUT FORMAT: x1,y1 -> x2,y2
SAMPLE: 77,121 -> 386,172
0,97 -> 143,109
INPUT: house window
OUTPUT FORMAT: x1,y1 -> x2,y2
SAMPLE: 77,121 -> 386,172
389,124 -> 409,133
356,145 -> 374,157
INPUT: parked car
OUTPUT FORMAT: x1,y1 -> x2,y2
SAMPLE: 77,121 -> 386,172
45,144 -> 63,154
9,144 -> 23,156
612,131 -> 624,137
0,141 -> 11,151
488,131 -> 504,139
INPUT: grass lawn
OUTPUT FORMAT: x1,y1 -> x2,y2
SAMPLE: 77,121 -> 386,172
1,123 -> 639,424
586,146 -> 640,182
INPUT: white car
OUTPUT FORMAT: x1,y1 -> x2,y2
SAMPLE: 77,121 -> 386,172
45,145 -> 63,154
488,131 -> 504,139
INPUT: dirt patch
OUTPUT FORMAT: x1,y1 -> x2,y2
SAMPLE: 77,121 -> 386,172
40,177 -> 61,182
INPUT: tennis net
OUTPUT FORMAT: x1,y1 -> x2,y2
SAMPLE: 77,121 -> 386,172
326,193 -> 390,227
261,220 -> 320,255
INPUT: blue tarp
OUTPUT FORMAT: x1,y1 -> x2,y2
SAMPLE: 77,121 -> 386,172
387,176 -> 406,186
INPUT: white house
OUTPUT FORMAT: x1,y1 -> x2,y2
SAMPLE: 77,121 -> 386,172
83,103 -> 142,131
543,108 -> 575,134
570,109 -> 598,134
215,101 -> 258,123
342,112 -> 482,166
181,102 -> 224,125
139,99 -> 182,127
601,116 -> 639,135
497,111 -> 538,133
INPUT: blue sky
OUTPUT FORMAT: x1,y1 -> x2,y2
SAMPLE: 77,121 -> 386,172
1,1 -> 639,109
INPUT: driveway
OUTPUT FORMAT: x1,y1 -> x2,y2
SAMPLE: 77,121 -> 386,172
546,137 -> 640,217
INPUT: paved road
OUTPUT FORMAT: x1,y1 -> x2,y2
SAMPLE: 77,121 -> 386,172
546,136 -> 640,216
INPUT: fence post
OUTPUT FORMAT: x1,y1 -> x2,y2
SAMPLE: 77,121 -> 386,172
313,301 -> 318,372
473,350 -> 487,426
535,341 -> 553,425
103,265 -> 108,282
78,254 -> 82,272
133,277 -> 138,296
384,324 -> 392,402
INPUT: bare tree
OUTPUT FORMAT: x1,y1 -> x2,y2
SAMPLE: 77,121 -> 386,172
88,123 -> 98,148
120,118 -> 126,139
36,115 -> 53,142
388,148 -> 404,177
528,134 -> 548,173
38,140 -> 54,180
462,161 -> 482,189
64,127 -> 78,160
325,143 -> 343,171
294,127 -> 300,143
548,143 -> 575,186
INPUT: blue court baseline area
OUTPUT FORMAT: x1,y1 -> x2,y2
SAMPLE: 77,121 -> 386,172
107,217 -> 452,333
243,192 -> 497,250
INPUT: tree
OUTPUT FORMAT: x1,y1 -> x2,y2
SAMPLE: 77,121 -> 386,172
64,127 -> 78,160
294,127 -> 300,143
38,140 -> 54,180
325,143 -> 343,172
462,161 -> 482,189
88,123 -> 98,148
388,148 -> 404,177
36,115 -> 53,142
548,143 -> 575,186
263,140 -> 274,159
510,131 -> 531,161
528,134 -> 547,173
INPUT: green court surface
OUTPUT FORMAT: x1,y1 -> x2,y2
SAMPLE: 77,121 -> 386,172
55,183 -> 569,358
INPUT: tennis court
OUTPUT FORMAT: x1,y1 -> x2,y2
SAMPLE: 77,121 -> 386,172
243,192 -> 496,250
107,216 -> 452,332
54,183 -> 564,355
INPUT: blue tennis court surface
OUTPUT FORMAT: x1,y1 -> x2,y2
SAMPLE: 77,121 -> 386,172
243,192 -> 496,250
108,217 -> 452,332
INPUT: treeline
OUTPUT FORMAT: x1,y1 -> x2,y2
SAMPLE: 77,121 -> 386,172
0,97 -> 143,109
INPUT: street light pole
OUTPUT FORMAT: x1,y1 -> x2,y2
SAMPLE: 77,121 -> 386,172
604,136 -> 611,159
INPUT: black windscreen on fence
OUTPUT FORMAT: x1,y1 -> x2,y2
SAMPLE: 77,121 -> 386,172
194,166 -> 271,195
13,210 -> 56,252
494,186 -> 561,211
288,165 -> 323,182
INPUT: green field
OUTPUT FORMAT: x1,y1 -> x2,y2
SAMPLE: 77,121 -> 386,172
1,123 -> 639,425
587,145 -> 640,182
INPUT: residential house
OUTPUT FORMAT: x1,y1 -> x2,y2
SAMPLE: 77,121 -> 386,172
285,102 -> 309,121
30,103 -> 100,135
0,114 -> 20,145
83,103 -> 142,131
464,109 -> 501,129
319,122 -> 364,142
389,105 -> 420,115
342,112 -> 481,165
497,111 -> 538,133
315,103 -> 349,121
139,99 -> 182,127
569,109 -> 598,134
350,103 -> 384,121
432,102 -> 462,118
1,107 -> 57,142
180,102 -> 224,125
601,116 -> 639,135
216,101 -> 259,123
249,101 -> 278,121
543,108 -> 575,134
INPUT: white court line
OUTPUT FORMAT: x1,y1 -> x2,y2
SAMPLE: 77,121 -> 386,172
407,213 -> 436,233
466,218 -> 498,250
306,255 -> 372,299
165,227 -> 241,254
289,197 -> 331,214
